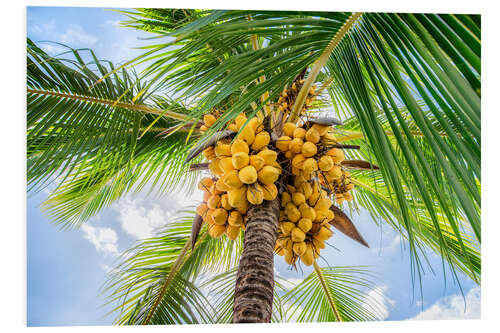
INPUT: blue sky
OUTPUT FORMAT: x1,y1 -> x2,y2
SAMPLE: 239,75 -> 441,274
26,6 -> 480,327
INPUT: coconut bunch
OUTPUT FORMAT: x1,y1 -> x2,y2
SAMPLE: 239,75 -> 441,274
195,112 -> 282,240
276,79 -> 317,118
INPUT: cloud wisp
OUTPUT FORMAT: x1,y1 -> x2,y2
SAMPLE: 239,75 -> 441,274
81,223 -> 119,256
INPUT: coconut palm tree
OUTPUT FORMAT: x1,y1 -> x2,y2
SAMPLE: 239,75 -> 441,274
27,9 -> 480,324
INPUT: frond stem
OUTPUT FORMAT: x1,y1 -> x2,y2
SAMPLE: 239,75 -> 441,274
313,261 -> 342,321
27,88 -> 189,121
288,12 -> 363,123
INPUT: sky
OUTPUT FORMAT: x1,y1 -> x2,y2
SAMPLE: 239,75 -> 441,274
26,6 -> 481,327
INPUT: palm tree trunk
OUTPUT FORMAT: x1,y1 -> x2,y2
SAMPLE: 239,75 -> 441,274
232,197 -> 280,323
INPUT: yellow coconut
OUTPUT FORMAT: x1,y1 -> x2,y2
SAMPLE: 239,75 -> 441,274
286,203 -> 301,223
285,150 -> 295,160
257,149 -> 278,165
223,170 -> 243,189
291,227 -> 306,242
293,127 -> 306,139
343,192 -> 353,201
257,165 -> 280,185
231,138 -> 249,155
299,182 -> 313,198
249,155 -> 265,171
209,158 -> 224,176
198,177 -> 214,192
235,113 -> 247,130
249,117 -> 264,132
227,186 -> 247,208
232,152 -> 250,169
276,136 -> 291,152
247,183 -> 264,205
200,125 -> 209,132
297,218 -> 312,233
262,183 -> 278,201
196,203 -> 209,217
300,244 -> 314,266
203,190 -> 211,202
228,211 -> 243,227
299,203 -> 316,221
312,237 -> 325,250
281,192 -> 292,207
239,165 -> 258,184
251,131 -> 270,150
274,244 -> 285,256
281,222 -> 296,235
287,185 -> 296,193
283,122 -> 296,137
289,138 -> 303,153
325,209 -> 334,221
346,183 -> 355,190
292,154 -> 306,169
236,198 -> 249,214
240,125 -> 255,145
212,208 -> 228,225
305,127 -> 320,143
284,249 -> 295,265
207,195 -> 221,210
314,198 -> 332,211
216,178 -> 230,192
204,209 -> 215,224
227,123 -> 238,132
220,194 -> 232,211
327,148 -> 345,163
203,114 -> 216,127
302,141 -> 317,158
292,192 -> 306,206
202,147 -> 216,160
224,225 -> 240,240
328,165 -> 342,179
315,226 -> 333,242
219,157 -> 235,173
318,155 -> 334,171
312,124 -> 330,136
209,224 -> 226,238
321,131 -> 336,144
308,192 -> 320,206
215,142 -> 232,157
303,158 -> 318,175
293,241 -> 307,256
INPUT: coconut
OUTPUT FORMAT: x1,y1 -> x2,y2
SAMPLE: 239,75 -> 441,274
283,122 -> 296,137
249,117 -> 264,133
292,192 -> 306,206
262,183 -> 278,201
286,204 -> 301,223
235,113 -> 247,130
215,142 -> 231,157
276,135 -> 292,152
312,124 -> 330,136
227,123 -> 238,132
223,170 -> 243,189
216,178 -> 230,192
297,218 -> 312,233
240,125 -> 255,145
293,241 -> 307,256
200,125 -> 209,132
312,238 -> 325,250
292,154 -> 306,169
291,227 -> 306,242
284,249 -> 295,265
232,152 -> 250,169
202,146 -> 216,160
300,244 -> 314,266
281,222 -> 296,236
198,177 -> 214,192
318,155 -> 333,171
204,209 -> 215,224
224,225 -> 239,240
209,224 -> 226,238
249,155 -> 265,171
293,127 -> 306,139
289,138 -> 303,153
227,211 -> 243,227
303,158 -> 318,175
239,165 -> 258,184
314,198 -> 332,211
203,190 -> 211,202
207,194 -> 221,210
315,226 -> 333,242
212,208 -> 228,225
203,114 -> 216,127
302,141 -> 317,157
327,148 -> 345,163
251,131 -> 270,150
328,165 -> 342,179
299,182 -> 313,198
285,150 -> 295,160
257,165 -> 280,185
209,158 -> 224,176
219,157 -> 235,173
236,198 -> 249,214
299,203 -> 316,221
257,149 -> 278,165
196,203 -> 209,217
227,186 -> 247,207
281,192 -> 292,207
305,127 -> 320,143
220,194 -> 232,211
247,183 -> 264,205
231,138 -> 249,155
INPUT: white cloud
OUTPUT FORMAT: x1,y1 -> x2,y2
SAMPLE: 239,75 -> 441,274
363,285 -> 396,320
409,286 -> 481,320
99,20 -> 121,28
30,19 -> 56,35
60,24 -> 97,45
81,223 -> 119,256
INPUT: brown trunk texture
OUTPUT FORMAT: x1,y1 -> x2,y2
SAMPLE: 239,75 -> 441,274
232,198 -> 280,323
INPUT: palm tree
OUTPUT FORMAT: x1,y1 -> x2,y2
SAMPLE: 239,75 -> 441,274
27,9 -> 480,324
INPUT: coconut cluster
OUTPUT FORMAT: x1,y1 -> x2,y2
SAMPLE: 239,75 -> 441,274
273,121 -> 355,266
276,78 -> 316,117
196,112 -> 282,240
